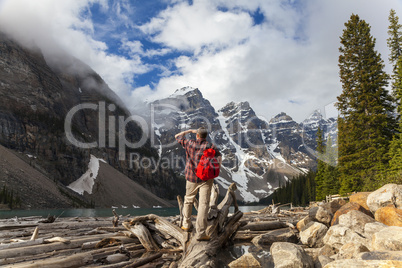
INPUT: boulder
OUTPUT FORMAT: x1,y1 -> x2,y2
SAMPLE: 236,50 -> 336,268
297,216 -> 311,232
331,202 -> 373,226
318,244 -> 338,257
375,205 -> 402,227
372,226 -> 402,251
323,225 -> 369,250
337,242 -> 369,259
106,253 -> 129,264
304,247 -> 321,261
366,184 -> 402,214
300,221 -> 328,248
251,228 -> 298,246
322,199 -> 347,214
228,253 -> 261,268
309,206 -> 333,226
349,192 -> 371,211
270,242 -> 314,268
338,210 -> 375,234
315,255 -> 333,268
357,250 -> 402,261
364,221 -> 388,238
323,259 -> 402,267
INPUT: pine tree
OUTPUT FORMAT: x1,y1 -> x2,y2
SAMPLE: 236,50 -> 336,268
387,9 -> 402,78
336,14 -> 396,194
388,56 -> 402,181
387,9 -> 402,125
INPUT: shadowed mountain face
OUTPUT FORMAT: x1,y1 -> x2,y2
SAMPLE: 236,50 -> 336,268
150,87 -> 337,202
0,32 -> 185,208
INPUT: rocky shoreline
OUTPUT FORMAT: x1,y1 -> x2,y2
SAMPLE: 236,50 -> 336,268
262,183 -> 402,268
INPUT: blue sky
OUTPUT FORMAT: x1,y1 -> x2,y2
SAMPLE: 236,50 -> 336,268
1,0 -> 402,122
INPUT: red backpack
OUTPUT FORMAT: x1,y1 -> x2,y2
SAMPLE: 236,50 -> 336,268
196,148 -> 220,181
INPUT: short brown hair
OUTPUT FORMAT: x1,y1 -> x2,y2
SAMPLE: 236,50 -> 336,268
197,127 -> 208,139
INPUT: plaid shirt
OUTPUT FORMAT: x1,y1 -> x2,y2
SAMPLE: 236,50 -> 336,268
176,135 -> 221,183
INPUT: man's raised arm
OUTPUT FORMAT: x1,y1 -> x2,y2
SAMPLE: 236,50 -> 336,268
175,129 -> 197,139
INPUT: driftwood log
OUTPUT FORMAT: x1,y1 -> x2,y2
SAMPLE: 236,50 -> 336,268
122,182 -> 242,267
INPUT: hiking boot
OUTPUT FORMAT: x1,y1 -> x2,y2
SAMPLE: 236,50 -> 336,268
196,235 -> 210,241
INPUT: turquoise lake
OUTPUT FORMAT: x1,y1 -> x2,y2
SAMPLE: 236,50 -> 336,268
0,205 -> 267,219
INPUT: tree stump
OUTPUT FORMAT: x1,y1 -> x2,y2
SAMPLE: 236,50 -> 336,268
122,182 -> 242,267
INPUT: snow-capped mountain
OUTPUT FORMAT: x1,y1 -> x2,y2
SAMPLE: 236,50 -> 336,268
150,87 -> 337,203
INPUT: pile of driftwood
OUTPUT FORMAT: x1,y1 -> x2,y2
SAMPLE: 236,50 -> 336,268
0,183 -> 307,267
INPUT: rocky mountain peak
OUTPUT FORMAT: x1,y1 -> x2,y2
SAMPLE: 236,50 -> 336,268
270,112 -> 293,123
170,86 -> 201,98
219,101 -> 252,117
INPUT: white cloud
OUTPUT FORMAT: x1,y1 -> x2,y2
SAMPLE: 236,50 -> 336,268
140,0 -> 402,122
1,0 -> 402,124
139,0 -> 254,54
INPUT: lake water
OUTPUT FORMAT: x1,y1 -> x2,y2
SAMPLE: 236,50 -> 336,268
0,205 -> 267,219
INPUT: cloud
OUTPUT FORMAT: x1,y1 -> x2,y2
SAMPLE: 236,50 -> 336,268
139,0 -> 254,54
139,0 -> 402,122
1,0 -> 402,124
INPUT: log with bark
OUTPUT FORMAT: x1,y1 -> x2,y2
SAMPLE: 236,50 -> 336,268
122,182 -> 242,268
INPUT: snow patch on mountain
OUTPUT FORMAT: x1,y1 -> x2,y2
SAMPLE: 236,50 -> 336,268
230,171 -> 259,202
67,155 -> 106,195
267,140 -> 286,163
217,110 -> 259,202
170,86 -> 197,98
217,111 -> 246,161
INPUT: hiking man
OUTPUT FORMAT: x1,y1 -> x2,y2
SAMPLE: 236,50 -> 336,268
175,127 -> 222,241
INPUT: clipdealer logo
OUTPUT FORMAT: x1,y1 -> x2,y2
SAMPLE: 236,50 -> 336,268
64,101 -> 148,160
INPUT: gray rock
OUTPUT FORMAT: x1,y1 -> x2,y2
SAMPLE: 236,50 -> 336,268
322,199 -> 347,214
252,228 -> 298,246
357,250 -> 402,261
106,253 -> 129,264
364,221 -> 388,238
303,247 -> 322,263
338,210 -> 375,235
323,225 -> 369,250
228,253 -> 261,268
270,242 -> 314,268
297,216 -> 311,232
323,259 -> 402,267
372,226 -> 402,251
366,184 -> 402,214
319,244 -> 338,257
300,221 -> 328,248
309,206 -> 333,226
315,255 -> 333,268
337,242 -> 369,259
